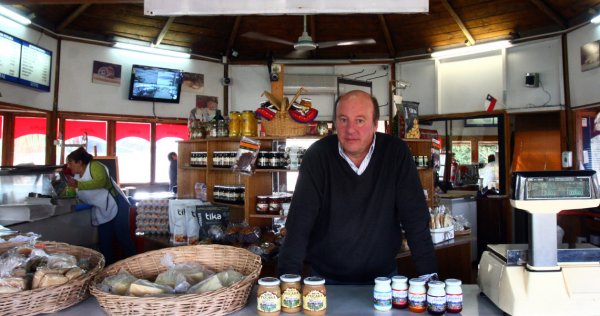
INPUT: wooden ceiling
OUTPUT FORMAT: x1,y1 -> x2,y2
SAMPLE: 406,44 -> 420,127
4,0 -> 600,62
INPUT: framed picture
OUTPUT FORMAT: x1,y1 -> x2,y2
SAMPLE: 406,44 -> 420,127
182,72 -> 205,93
464,117 -> 498,127
581,40 -> 600,72
91,61 -> 121,86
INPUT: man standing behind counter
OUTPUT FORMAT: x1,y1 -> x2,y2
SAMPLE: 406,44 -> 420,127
278,90 -> 437,284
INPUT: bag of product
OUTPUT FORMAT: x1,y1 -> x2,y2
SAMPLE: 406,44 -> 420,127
232,137 -> 260,175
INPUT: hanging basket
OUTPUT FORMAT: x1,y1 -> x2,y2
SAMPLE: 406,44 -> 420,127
262,110 -> 306,137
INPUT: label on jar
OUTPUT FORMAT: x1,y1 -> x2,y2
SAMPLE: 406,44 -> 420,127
408,292 -> 426,309
446,293 -> 463,311
257,291 -> 281,313
392,288 -> 408,306
373,289 -> 392,308
427,294 -> 447,313
256,202 -> 269,213
303,290 -> 326,311
282,287 -> 302,308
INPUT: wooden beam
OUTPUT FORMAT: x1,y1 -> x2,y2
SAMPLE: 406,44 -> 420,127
1,0 -> 141,4
56,3 -> 90,33
153,16 -> 175,47
441,0 -> 475,46
378,14 -> 396,58
225,16 -> 241,58
529,0 -> 566,29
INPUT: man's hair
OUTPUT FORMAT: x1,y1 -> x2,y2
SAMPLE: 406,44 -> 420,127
334,90 -> 380,126
168,152 -> 177,161
66,147 -> 93,164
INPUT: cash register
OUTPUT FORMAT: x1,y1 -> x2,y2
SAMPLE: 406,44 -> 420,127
478,170 -> 600,315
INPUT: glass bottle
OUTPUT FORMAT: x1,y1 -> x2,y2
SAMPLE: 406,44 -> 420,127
211,109 -> 226,137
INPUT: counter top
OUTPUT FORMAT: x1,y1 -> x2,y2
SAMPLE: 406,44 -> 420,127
51,284 -> 504,315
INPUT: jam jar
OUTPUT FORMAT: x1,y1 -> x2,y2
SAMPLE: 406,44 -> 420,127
256,195 -> 270,214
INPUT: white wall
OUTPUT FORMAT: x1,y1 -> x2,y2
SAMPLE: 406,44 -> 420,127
568,23 -> 600,108
59,41 -> 223,118
0,17 -> 57,111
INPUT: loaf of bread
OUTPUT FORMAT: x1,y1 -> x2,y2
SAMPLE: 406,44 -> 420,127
65,267 -> 85,280
0,277 -> 26,293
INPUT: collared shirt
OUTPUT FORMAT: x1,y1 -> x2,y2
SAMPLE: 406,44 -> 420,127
338,133 -> 376,175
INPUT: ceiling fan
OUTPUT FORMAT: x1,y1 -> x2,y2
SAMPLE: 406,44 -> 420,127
241,15 -> 376,57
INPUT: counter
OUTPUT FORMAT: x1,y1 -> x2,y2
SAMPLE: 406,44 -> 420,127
51,284 -> 504,315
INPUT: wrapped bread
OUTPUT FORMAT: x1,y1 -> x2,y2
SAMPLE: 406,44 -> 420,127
0,277 -> 26,293
216,269 -> 244,287
99,270 -> 138,295
187,274 -> 223,294
39,273 -> 69,288
46,254 -> 78,269
65,267 -> 85,280
128,279 -> 172,297
154,269 -> 186,288
32,267 -> 70,289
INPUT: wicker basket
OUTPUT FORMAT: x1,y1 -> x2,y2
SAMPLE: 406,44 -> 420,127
262,111 -> 306,137
0,241 -> 105,316
90,244 -> 262,316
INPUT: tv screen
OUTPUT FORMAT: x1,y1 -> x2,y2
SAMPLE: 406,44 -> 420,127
0,31 -> 52,92
128,64 -> 183,103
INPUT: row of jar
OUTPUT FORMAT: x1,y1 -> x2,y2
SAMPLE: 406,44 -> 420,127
257,275 -> 326,316
213,185 -> 245,204
376,276 -> 463,314
256,193 -> 292,216
190,151 -> 238,168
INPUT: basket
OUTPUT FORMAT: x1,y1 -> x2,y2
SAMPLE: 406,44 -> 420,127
262,111 -> 306,137
0,241 -> 105,316
90,244 -> 262,316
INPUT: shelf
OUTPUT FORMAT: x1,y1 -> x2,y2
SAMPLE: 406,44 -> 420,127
250,214 -> 284,219
181,135 -> 323,143
181,166 -> 206,170
212,201 -> 244,208
255,168 -> 299,172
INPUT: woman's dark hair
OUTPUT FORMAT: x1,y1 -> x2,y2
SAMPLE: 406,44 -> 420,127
168,152 -> 177,161
66,147 -> 93,164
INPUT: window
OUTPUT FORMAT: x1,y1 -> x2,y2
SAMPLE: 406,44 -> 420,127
284,138 -> 320,192
13,117 -> 46,165
155,123 -> 188,183
0,116 -> 3,164
59,119 -> 108,163
478,141 -> 498,164
116,122 -> 151,183
451,140 -> 472,165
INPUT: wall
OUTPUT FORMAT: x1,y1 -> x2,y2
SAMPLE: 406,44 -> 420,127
568,22 -> 600,108
0,17 -> 57,111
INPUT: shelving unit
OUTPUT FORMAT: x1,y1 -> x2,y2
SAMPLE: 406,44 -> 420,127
404,138 -> 435,208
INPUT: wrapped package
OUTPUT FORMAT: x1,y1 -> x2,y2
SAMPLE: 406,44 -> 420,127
128,279 -> 172,297
187,274 -> 223,294
98,269 -> 138,295
0,277 -> 27,293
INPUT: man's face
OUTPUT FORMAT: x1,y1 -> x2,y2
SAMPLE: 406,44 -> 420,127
335,93 -> 377,160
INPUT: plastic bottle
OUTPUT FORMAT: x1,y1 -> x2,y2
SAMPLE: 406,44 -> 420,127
408,277 -> 427,313
426,280 -> 446,315
373,277 -> 392,311
391,275 -> 408,309
445,278 -> 463,313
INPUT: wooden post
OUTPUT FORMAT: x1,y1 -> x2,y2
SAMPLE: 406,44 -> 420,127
270,64 -> 284,99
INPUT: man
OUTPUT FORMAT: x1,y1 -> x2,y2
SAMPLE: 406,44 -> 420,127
168,152 -> 178,193
278,90 -> 437,284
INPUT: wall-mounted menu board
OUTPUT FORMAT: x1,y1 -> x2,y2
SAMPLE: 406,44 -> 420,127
0,31 -> 52,92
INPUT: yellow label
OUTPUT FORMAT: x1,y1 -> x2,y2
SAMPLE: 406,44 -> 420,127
303,290 -> 326,311
257,291 -> 281,313
282,288 -> 302,308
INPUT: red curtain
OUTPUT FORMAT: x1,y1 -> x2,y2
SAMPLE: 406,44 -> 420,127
116,122 -> 150,141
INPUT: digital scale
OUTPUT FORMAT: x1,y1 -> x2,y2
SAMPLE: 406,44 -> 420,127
478,170 -> 600,315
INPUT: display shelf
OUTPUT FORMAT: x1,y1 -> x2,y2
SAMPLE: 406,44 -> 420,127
249,214 -> 283,219
404,138 -> 435,208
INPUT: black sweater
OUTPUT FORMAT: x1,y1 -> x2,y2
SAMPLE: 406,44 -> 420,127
277,133 -> 437,283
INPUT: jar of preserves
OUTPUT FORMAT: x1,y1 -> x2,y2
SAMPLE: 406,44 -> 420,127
256,195 -> 269,213
257,277 -> 281,316
268,196 -> 282,215
391,275 -> 408,309
427,280 -> 446,315
445,279 -> 463,313
229,111 -> 241,137
257,151 -> 269,168
303,276 -> 326,316
408,277 -> 427,313
280,274 -> 302,313
373,277 -> 392,311
241,110 -> 257,136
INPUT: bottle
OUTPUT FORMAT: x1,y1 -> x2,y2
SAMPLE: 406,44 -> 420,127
373,277 -> 392,311
302,276 -> 326,316
280,274 -> 302,313
426,280 -> 446,315
408,277 -> 427,313
445,278 -> 463,313
257,277 -> 281,316
391,275 -> 408,309
210,109 -> 225,137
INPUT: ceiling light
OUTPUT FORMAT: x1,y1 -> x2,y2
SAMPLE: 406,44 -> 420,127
592,14 -> 600,24
431,40 -> 512,59
113,42 -> 190,58
0,6 -> 31,25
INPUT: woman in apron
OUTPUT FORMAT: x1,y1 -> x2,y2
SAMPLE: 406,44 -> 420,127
66,147 -> 136,264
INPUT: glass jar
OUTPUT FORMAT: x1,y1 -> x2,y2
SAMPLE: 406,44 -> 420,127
408,277 -> 427,313
445,279 -> 463,313
242,110 -> 257,136
391,275 -> 408,309
302,276 -> 326,316
373,277 -> 392,311
257,151 -> 269,168
268,196 -> 282,215
427,281 -> 446,315
280,274 -> 302,313
257,277 -> 281,316
256,195 -> 270,214
229,111 -> 241,137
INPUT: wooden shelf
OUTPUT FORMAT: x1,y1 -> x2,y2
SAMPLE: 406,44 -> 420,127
250,214 -> 284,219
181,166 -> 206,170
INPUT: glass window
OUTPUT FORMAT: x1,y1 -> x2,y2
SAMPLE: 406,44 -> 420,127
284,138 -> 320,192
60,119 -> 108,163
155,123 -> 188,183
0,116 -> 3,164
13,117 -> 46,165
116,122 -> 151,183
451,140 -> 472,165
478,141 -> 498,164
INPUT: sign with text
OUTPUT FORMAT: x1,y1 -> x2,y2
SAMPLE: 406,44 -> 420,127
0,30 -> 52,92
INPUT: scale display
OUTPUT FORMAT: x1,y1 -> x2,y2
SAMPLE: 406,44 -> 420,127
512,170 -> 598,201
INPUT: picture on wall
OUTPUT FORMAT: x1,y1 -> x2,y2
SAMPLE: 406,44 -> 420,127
91,60 -> 122,86
195,95 -> 218,122
182,72 -> 205,93
581,40 -> 600,72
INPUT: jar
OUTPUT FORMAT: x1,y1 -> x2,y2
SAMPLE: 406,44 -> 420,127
269,151 -> 280,168
256,196 -> 270,214
257,277 -> 281,316
445,279 -> 463,313
257,151 -> 269,169
373,277 -> 392,311
408,277 -> 427,313
235,186 -> 245,204
391,275 -> 408,309
280,274 -> 302,313
427,281 -> 446,315
229,111 -> 241,137
302,276 -> 326,316
242,110 -> 257,136
268,196 -> 282,215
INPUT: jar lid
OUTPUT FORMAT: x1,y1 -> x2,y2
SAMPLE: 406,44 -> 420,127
374,277 -> 390,284
280,274 -> 301,282
409,277 -> 426,285
428,280 -> 445,288
303,276 -> 325,285
391,275 -> 408,282
445,278 -> 462,286
258,277 -> 280,286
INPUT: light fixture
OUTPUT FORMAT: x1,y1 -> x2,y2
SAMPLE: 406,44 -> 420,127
113,42 -> 190,58
431,40 -> 512,59
0,5 -> 31,25
592,14 -> 600,24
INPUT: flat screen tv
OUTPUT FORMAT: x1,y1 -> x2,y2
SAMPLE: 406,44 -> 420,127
0,31 -> 52,92
128,64 -> 183,103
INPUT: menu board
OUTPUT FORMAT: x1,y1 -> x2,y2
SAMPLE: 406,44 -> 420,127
0,30 -> 52,92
